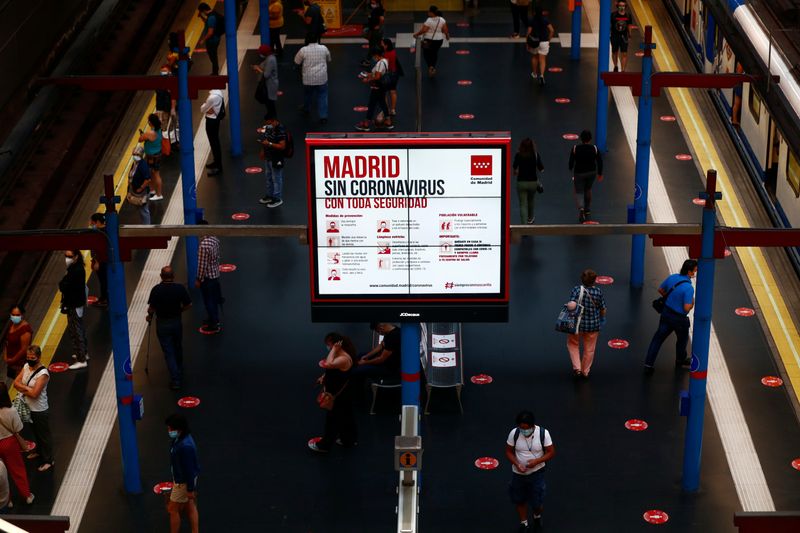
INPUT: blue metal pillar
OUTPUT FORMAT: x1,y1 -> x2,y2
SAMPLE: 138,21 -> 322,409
595,0 -> 611,151
100,175 -> 141,494
259,0 -> 271,46
682,170 -> 721,492
630,27 -> 656,289
176,44 -> 199,281
224,0 -> 243,156
570,1 -> 582,61
401,324 -> 421,407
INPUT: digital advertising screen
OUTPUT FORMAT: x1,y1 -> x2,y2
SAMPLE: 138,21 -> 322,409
306,134 -> 510,322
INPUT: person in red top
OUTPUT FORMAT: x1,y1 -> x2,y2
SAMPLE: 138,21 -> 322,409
381,38 -> 401,117
3,305 -> 32,380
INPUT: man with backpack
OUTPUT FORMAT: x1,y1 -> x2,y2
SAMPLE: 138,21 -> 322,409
197,3 -> 226,75
505,411 -> 555,532
257,116 -> 292,208
355,47 -> 394,131
200,89 -> 225,175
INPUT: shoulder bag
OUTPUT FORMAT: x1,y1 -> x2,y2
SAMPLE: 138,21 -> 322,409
422,18 -> 441,49
12,366 -> 46,424
555,286 -> 585,334
0,413 -> 30,451
652,279 -> 690,314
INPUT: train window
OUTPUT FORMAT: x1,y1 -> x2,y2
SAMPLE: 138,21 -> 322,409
787,150 -> 800,198
748,86 -> 762,124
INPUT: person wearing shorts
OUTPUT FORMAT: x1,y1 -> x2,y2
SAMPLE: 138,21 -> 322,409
505,411 -> 555,532
610,0 -> 632,72
526,7 -> 554,84
166,413 -> 200,533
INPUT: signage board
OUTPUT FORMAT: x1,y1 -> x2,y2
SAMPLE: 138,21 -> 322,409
307,134 -> 510,322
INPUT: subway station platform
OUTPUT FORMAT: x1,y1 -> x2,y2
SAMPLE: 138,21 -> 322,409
10,0 -> 800,531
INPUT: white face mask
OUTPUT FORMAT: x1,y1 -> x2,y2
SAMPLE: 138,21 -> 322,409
132,155 -> 142,162
65,257 -> 75,267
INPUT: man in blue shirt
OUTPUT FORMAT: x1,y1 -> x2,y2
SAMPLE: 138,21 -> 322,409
197,3 -> 222,75
644,259 -> 698,374
166,413 -> 200,533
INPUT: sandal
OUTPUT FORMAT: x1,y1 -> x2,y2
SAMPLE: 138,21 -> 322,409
37,462 -> 53,472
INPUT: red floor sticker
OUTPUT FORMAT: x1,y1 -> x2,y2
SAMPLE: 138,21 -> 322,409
596,275 -> 614,285
457,80 -> 472,86
308,437 -> 322,446
455,50 -> 470,55
608,339 -> 630,349
231,213 -> 250,221
643,510 -> 669,524
724,248 -> 732,257
554,97 -> 571,104
198,326 -> 221,335
277,90 -> 284,96
153,481 -> 173,495
635,51 -> 644,57
458,114 -> 475,120
761,376 -> 783,387
244,166 -> 262,174
470,374 -> 493,385
675,153 -> 693,161
474,457 -> 499,470
735,307 -> 755,317
361,44 -> 369,49
660,115 -> 677,122
692,198 -> 706,206
792,458 -> 800,471
177,397 -> 201,408
87,296 -> 98,305
48,362 -> 70,373
630,25 -> 639,31
219,264 -> 237,273
562,133 -> 579,140
582,220 -> 599,225
353,105 -> 368,112
456,22 -> 470,28
194,48 -> 206,53
548,66 -> 563,73
625,419 -> 649,431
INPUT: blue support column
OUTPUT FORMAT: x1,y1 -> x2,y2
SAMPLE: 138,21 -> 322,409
176,49 -> 199,281
401,324 -> 421,407
630,27 -> 656,288
570,2 -> 582,61
595,0 -> 611,151
259,0 -> 271,46
224,0 -> 243,157
101,178 -> 141,494
682,170 -> 721,492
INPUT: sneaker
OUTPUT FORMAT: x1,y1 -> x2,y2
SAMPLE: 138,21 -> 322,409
335,438 -> 358,447
308,441 -> 329,453
613,66 -> 619,72
389,109 -> 396,116
676,358 -> 692,369
267,199 -> 283,208
25,494 -> 34,505
539,75 -> 545,86
68,361 -> 88,370
531,72 -> 537,80
71,353 -> 91,361
200,324 -> 221,334
150,194 -> 164,201
384,122 -> 395,130
578,208 -> 586,223
583,210 -> 592,220
259,196 -> 274,205
355,121 -> 371,132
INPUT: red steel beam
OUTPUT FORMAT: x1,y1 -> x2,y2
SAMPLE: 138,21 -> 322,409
0,232 -> 170,262
39,75 -> 228,100
650,227 -> 800,258
600,72 -> 771,96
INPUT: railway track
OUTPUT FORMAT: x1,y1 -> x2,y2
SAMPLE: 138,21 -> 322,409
0,0 -> 182,320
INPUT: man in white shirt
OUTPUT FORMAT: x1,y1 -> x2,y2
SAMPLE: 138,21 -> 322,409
294,34 -> 331,124
200,89 -> 225,175
505,411 -> 555,532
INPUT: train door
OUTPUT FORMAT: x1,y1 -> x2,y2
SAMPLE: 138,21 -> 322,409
690,0 -> 704,54
765,120 -> 781,200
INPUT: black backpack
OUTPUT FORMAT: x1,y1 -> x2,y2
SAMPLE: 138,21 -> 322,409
213,11 -> 226,36
513,426 -> 547,467
217,99 -> 226,120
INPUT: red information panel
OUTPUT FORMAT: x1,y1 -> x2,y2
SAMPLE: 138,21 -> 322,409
306,134 -> 511,322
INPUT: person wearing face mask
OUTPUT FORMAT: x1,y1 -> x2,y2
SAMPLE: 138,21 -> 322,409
257,115 -> 287,207
610,0 -> 632,72
59,250 -> 89,370
165,413 -> 200,533
3,305 -> 32,380
14,346 -> 53,472
127,146 -> 152,224
309,333 -> 358,453
505,411 -> 555,532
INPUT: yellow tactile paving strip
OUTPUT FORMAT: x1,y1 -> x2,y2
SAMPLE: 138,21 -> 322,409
24,2 -> 214,383
632,0 -> 800,392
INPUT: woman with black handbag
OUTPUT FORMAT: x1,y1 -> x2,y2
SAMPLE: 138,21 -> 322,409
412,5 -> 450,77
309,333 -> 358,453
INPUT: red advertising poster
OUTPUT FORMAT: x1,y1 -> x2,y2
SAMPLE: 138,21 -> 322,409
306,134 -> 510,322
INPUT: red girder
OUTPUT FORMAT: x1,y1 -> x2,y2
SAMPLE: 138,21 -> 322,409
650,228 -> 800,258
600,72 -> 769,96
0,232 -> 170,262
39,75 -> 228,100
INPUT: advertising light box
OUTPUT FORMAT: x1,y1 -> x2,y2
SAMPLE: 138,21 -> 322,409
306,134 -> 510,322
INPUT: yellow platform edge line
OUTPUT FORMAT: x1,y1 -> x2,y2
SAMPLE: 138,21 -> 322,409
634,0 -> 800,396
22,5 -> 213,393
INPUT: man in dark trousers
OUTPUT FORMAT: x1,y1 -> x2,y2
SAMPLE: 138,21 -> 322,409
200,89 -> 225,175
354,322 -> 401,379
147,266 -> 192,390
165,413 -> 200,533
197,2 -> 223,75
89,213 -> 108,309
195,220 -> 223,333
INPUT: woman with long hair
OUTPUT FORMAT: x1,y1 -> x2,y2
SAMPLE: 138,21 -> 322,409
138,113 -> 164,201
3,305 -> 33,380
513,137 -> 545,224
